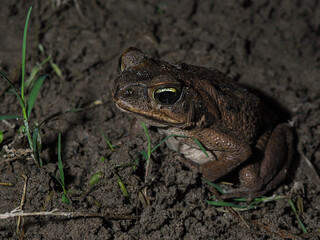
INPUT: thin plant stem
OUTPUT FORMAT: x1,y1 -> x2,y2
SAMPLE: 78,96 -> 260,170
21,7 -> 32,102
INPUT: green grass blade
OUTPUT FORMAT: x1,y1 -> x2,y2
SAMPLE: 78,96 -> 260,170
57,133 -> 65,186
150,135 -> 170,154
21,6 -> 32,102
191,137 -> 208,157
40,55 -> 52,65
38,44 -> 45,54
62,193 -> 70,205
52,175 -> 64,192
0,130 -> 3,144
0,115 -> 23,120
27,74 -> 46,117
32,126 -> 43,166
25,65 -> 40,88
141,122 -> 151,157
90,172 -> 103,187
249,195 -> 287,205
0,70 -> 25,108
201,177 -> 226,194
232,197 -> 249,202
140,150 -> 148,160
32,127 -> 38,153
50,61 -> 62,78
288,198 -> 308,233
103,134 -> 115,151
116,174 -> 129,198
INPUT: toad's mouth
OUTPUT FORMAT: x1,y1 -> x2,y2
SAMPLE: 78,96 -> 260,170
114,101 -> 186,126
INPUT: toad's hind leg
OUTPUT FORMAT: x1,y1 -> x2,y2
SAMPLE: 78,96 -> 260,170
222,123 -> 294,199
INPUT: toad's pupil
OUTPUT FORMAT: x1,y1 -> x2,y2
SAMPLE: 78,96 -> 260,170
154,88 -> 180,104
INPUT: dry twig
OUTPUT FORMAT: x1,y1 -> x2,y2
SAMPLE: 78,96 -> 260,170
1,208 -> 137,220
16,174 -> 28,235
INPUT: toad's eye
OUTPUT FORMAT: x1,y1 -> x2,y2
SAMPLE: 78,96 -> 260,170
153,87 -> 181,105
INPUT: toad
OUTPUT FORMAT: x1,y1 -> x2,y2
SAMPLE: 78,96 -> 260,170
112,47 -> 294,199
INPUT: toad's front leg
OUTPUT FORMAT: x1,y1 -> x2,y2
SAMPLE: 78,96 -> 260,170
189,129 -> 252,184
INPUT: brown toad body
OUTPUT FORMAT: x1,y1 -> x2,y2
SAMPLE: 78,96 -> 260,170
112,47 -> 294,198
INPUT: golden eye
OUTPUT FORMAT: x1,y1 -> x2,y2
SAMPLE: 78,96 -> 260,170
153,87 -> 181,104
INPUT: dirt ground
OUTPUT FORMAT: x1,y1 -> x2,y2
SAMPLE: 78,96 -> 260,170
0,0 -> 319,239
